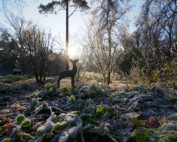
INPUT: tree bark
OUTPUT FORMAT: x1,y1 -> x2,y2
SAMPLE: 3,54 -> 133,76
66,0 -> 69,70
34,67 -> 39,83
107,20 -> 112,85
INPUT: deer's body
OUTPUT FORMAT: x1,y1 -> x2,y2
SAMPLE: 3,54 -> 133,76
57,59 -> 78,88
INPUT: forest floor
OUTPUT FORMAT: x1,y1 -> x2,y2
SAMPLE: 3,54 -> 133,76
1,77 -> 177,142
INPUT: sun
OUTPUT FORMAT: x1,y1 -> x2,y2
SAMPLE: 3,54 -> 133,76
68,47 -> 76,58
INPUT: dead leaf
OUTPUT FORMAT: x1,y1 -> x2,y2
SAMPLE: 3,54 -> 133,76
145,117 -> 160,128
2,123 -> 14,136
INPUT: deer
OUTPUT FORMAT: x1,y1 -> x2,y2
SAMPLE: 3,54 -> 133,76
57,59 -> 78,88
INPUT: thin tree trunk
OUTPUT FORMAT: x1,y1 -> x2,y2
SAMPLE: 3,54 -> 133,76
107,26 -> 112,84
39,63 -> 44,83
66,0 -> 69,70
43,65 -> 50,82
34,67 -> 39,83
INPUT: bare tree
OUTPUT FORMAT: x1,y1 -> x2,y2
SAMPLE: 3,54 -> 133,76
82,19 -> 124,84
129,0 -> 177,82
81,0 -> 130,84
38,0 -> 90,70
5,13 -> 32,72
0,0 -> 27,12
140,0 -> 176,58
5,14 -> 56,83
23,25 -> 55,83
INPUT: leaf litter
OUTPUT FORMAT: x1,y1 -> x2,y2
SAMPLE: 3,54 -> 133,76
1,78 -> 177,141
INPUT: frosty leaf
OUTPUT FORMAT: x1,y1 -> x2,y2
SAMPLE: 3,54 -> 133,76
35,104 -> 43,113
65,115 -> 78,125
53,121 -> 67,131
88,106 -> 94,114
83,123 -> 92,130
167,131 -> 177,139
158,120 -> 177,131
69,95 -> 76,104
105,124 -> 115,135
148,86 -> 156,92
168,113 -> 177,120
80,102 -> 86,108
173,105 -> 177,111
47,112 -> 56,122
96,106 -> 106,115
71,111 -> 80,116
16,114 -> 25,124
131,128 -> 154,141
90,83 -> 99,91
51,133 -> 61,142
95,125 -> 106,136
67,123 -> 82,139
20,118 -> 31,128
81,114 -> 91,124
118,135 -> 131,142
83,131 -> 98,142
86,99 -> 94,105
59,131 -> 69,142
21,132 -> 34,141
2,138 -> 13,142
29,136 -> 43,142
89,119 -> 100,125
84,108 -> 90,114
117,111 -> 121,118
37,121 -> 54,136
121,112 -> 139,120
32,98 -> 39,108
42,101 -> 48,109
132,117 -> 145,127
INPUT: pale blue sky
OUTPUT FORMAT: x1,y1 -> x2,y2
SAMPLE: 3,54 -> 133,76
0,0 -> 141,35
0,0 -> 142,56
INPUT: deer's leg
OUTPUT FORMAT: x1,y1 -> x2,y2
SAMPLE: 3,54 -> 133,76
71,77 -> 74,87
57,79 -> 60,88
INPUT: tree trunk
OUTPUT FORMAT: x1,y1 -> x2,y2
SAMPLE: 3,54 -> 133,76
34,67 -> 40,83
43,65 -> 50,82
107,71 -> 111,85
107,23 -> 112,85
65,0 -> 69,70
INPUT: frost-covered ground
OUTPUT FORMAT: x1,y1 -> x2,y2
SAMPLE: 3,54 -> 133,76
1,77 -> 177,142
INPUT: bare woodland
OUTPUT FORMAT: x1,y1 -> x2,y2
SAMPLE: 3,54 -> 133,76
0,0 -> 176,85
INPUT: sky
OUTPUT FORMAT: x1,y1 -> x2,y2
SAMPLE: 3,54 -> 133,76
0,0 -> 142,57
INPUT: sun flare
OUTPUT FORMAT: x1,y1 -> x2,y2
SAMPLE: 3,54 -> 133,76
68,47 -> 77,58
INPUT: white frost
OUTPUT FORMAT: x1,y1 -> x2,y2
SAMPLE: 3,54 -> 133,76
67,123 -> 82,138
59,131 -> 69,142
37,121 -> 54,134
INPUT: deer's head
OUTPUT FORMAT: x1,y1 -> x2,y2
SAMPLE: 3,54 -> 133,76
69,59 -> 79,64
